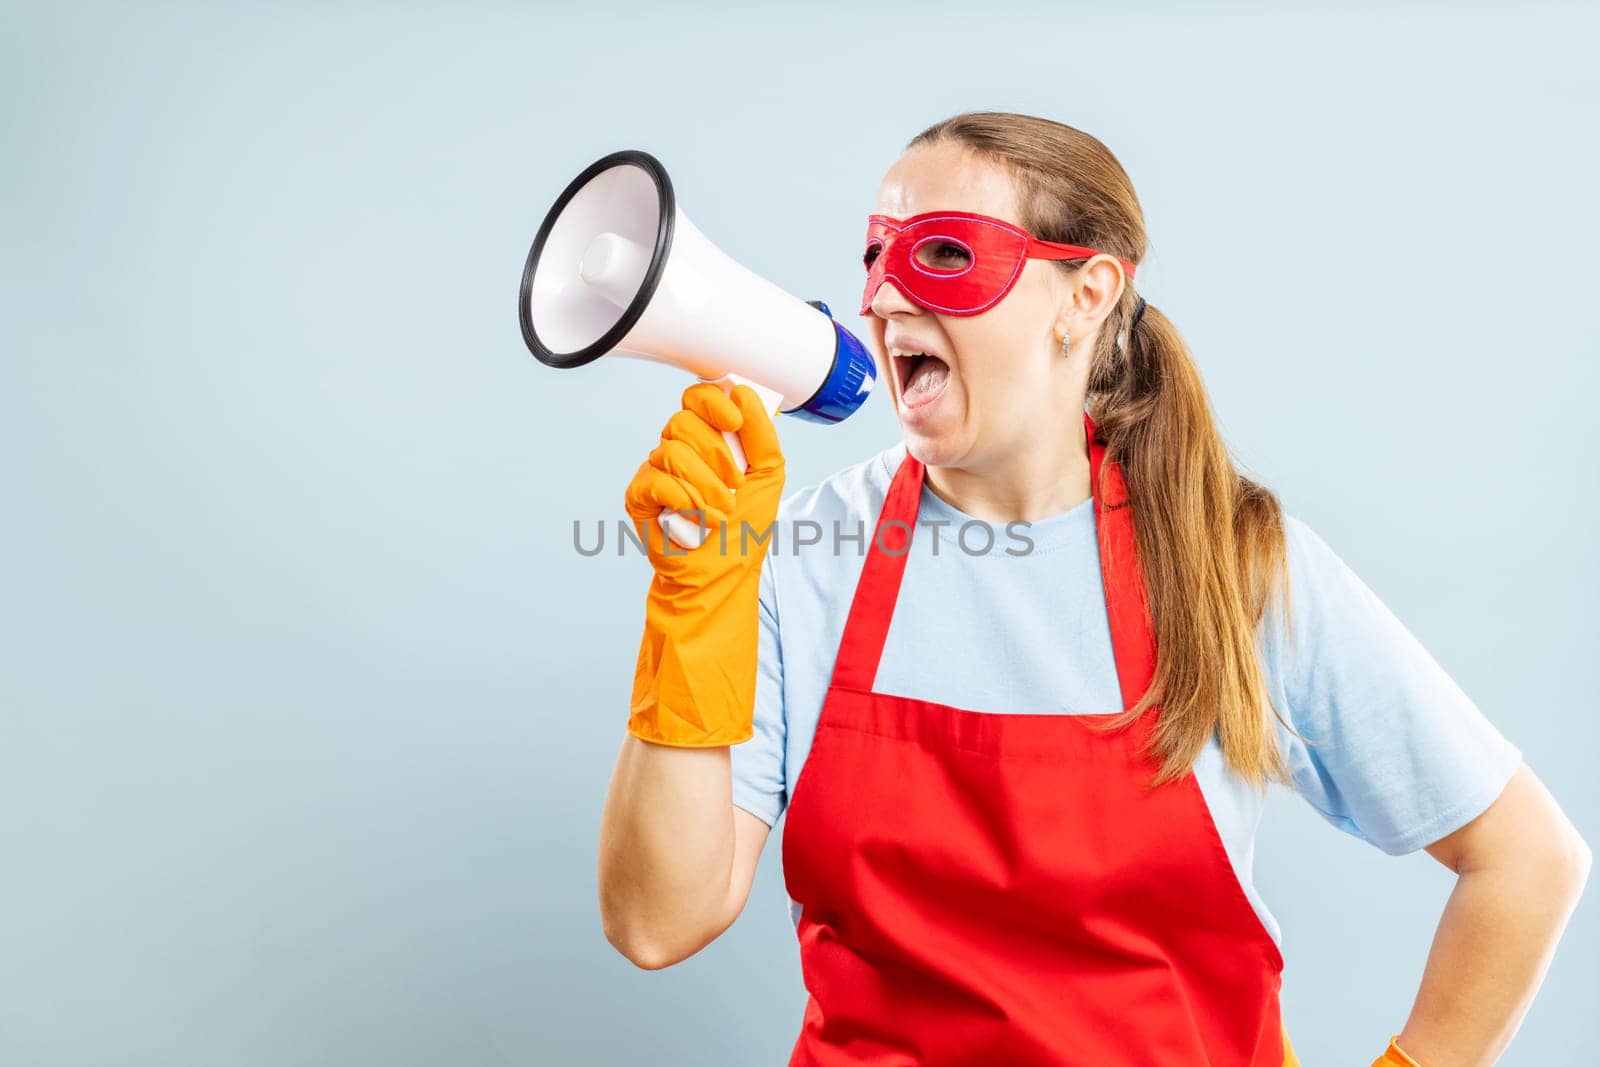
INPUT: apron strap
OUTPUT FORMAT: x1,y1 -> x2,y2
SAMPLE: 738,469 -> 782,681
1088,413 -> 1160,715
829,447 -> 927,692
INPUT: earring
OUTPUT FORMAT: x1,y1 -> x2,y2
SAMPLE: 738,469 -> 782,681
1058,330 -> 1071,359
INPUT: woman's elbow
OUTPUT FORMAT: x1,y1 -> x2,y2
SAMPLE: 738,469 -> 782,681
599,892 -> 718,971
1442,764 -> 1591,890
1520,804 -> 1592,904
602,906 -> 669,970
1559,825 -> 1592,891
603,919 -> 705,971
610,936 -> 674,972
1534,777 -> 1593,892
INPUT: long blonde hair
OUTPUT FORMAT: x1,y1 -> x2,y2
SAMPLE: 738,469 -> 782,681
907,111 -> 1303,791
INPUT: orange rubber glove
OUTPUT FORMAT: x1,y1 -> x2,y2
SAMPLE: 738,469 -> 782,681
622,382 -> 785,748
1279,1021 -> 1301,1066
1371,1034 -> 1424,1066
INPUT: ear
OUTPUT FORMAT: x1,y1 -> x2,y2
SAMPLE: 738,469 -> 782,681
1058,254 -> 1129,339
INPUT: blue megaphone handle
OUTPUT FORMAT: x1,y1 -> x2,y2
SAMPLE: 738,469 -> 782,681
789,300 -> 877,424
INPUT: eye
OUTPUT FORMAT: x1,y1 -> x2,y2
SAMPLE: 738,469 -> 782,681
863,244 -> 881,270
914,241 -> 971,270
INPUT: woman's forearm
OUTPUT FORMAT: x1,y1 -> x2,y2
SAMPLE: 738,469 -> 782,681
597,735 -> 740,969
1391,839 -> 1590,1065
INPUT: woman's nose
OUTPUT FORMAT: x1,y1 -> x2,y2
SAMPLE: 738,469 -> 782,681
868,274 -> 919,318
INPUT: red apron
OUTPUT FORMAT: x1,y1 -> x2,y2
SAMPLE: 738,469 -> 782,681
780,412 -> 1289,1065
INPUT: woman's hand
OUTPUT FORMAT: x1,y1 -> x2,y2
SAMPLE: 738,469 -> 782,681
624,381 -> 784,577
622,382 -> 785,747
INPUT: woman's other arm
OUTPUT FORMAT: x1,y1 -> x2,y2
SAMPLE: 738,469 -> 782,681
1392,763 -> 1591,1065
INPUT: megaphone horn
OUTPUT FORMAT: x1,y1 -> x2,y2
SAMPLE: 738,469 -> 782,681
519,149 -> 877,547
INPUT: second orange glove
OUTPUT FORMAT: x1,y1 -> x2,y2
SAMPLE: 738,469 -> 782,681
1371,1034 -> 1424,1066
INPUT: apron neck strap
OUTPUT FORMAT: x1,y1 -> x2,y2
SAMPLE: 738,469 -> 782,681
1088,415 -> 1159,716
829,445 -> 927,691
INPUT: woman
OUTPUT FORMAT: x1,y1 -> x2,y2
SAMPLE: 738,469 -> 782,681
598,112 -> 1591,1065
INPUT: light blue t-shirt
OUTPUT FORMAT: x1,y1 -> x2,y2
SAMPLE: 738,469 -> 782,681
729,440 -> 1524,952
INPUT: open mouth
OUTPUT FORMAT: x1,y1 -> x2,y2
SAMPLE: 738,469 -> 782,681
893,352 -> 951,408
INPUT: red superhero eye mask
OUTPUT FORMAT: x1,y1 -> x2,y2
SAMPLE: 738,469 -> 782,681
859,210 -> 1138,317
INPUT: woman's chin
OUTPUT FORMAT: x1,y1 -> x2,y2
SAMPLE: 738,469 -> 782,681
897,400 -> 969,467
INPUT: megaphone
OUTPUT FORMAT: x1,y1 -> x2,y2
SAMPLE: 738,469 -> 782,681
518,149 -> 877,548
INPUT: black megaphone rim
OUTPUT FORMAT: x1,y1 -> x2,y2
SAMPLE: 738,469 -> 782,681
518,148 -> 676,369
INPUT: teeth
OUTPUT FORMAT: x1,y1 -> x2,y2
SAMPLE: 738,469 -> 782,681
892,350 -> 929,391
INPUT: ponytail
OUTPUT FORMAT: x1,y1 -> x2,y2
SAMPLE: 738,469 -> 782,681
1087,297 -> 1298,790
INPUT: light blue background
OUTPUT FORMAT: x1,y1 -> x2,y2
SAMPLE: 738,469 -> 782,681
3,2 -> 1595,1064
